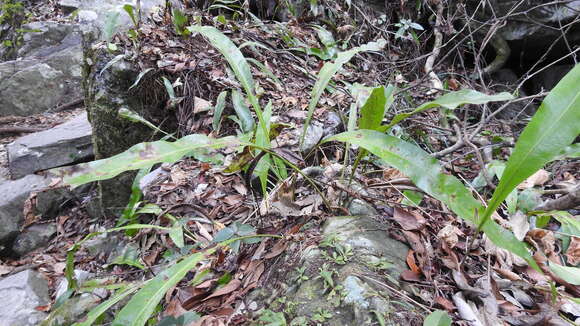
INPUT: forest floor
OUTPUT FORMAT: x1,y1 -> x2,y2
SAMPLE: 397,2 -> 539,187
0,1 -> 579,325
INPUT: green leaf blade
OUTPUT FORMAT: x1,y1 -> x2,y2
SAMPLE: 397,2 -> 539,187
423,310 -> 451,326
383,89 -> 513,130
51,135 -> 239,187
112,252 -> 207,326
482,64 -> 580,227
324,130 -> 538,270
302,39 -> 386,144
359,85 -> 394,131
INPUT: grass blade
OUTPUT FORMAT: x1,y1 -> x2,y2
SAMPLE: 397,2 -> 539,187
324,130 -> 539,270
111,252 -> 207,326
382,89 -> 513,131
301,39 -> 386,145
73,283 -> 141,326
481,64 -> 580,228
51,135 -> 239,187
187,25 -> 269,142
212,91 -> 228,133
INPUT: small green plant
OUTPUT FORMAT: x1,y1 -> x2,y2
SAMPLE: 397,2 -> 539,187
171,8 -> 189,35
258,309 -> 287,326
0,0 -> 31,58
293,267 -> 310,283
394,19 -> 424,43
324,64 -> 580,270
311,308 -> 332,323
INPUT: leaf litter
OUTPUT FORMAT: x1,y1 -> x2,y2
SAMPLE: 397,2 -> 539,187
1,2 -> 579,325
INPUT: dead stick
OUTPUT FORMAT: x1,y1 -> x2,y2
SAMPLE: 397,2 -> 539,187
0,127 -> 45,135
52,98 -> 84,112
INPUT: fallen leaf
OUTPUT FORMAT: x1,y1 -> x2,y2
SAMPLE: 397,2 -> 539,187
435,296 -> 456,312
203,279 -> 241,301
565,236 -> 580,265
509,211 -> 530,241
0,265 -> 12,276
517,169 -> 550,189
263,241 -> 288,259
437,224 -> 463,248
406,250 -> 420,273
400,270 -> 422,282
393,207 -> 425,231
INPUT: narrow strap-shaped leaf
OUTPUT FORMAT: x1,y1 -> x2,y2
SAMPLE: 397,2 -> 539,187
382,89 -> 513,131
73,283 -> 141,326
112,252 -> 207,326
324,130 -> 539,270
212,91 -> 228,133
301,39 -> 386,145
111,235 -> 276,326
51,135 -> 239,187
231,89 -> 255,133
481,64 -> 580,228
188,25 -> 269,143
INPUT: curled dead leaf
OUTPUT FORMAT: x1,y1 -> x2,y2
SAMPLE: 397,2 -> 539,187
437,224 -> 463,248
517,169 -> 550,189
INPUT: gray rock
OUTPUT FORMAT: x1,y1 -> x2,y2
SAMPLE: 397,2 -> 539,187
281,216 -> 420,325
347,199 -> 378,216
0,269 -> 50,326
40,293 -> 101,326
0,175 -> 51,247
55,270 -> 93,299
0,22 -> 83,117
11,223 -> 57,257
7,112 -> 93,179
531,65 -> 574,93
300,122 -> 324,153
323,111 -> 342,137
0,63 -> 70,116
17,22 -> 81,59
58,0 -> 81,13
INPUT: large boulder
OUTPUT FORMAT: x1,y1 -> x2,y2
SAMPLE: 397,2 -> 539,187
0,0 -> 170,117
0,174 -> 51,249
0,269 -> 50,326
249,216 -> 424,325
80,0 -> 177,216
7,112 -> 93,179
0,22 -> 83,117
11,223 -> 57,257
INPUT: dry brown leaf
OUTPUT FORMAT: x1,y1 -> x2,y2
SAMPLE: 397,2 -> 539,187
22,193 -> 38,229
517,169 -> 550,189
509,211 -> 530,241
232,183 -> 247,196
406,250 -> 420,273
400,269 -> 422,282
164,296 -> 188,318
244,262 -> 265,288
263,241 -> 288,260
0,265 -> 13,276
393,207 -> 425,231
203,279 -> 241,301
435,296 -> 456,312
565,236 -> 580,265
437,224 -> 463,248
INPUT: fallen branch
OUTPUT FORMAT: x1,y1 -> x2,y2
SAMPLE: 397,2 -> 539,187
0,126 -> 45,135
52,97 -> 84,112
536,185 -> 580,211
424,0 -> 444,93
0,116 -> 26,125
